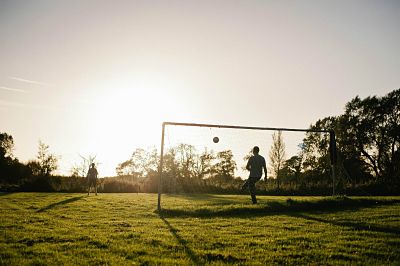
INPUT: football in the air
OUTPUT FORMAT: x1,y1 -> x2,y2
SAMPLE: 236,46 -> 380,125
213,137 -> 219,143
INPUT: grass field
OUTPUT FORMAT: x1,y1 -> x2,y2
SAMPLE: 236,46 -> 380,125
1,193 -> 399,265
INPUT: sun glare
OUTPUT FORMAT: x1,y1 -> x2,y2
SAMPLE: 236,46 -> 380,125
79,75 -> 185,175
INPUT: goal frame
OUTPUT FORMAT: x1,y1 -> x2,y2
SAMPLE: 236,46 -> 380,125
157,121 -> 337,211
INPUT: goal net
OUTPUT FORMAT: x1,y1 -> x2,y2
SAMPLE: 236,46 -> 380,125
158,122 -> 335,210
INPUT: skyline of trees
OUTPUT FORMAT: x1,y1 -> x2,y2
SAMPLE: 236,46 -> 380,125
1,88 -> 399,194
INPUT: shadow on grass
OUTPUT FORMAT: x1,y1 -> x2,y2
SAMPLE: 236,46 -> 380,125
0,192 -> 14,197
166,194 -> 245,205
289,213 -> 400,236
159,215 -> 203,265
37,195 -> 85,213
158,197 -> 400,218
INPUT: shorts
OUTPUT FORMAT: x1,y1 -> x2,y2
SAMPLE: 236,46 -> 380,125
88,178 -> 97,186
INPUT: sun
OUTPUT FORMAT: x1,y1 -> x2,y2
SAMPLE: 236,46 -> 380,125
93,75 -> 184,128
78,75 -> 186,175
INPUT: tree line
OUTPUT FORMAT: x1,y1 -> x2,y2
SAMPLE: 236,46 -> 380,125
1,88 -> 399,195
299,88 -> 399,194
113,89 -> 399,195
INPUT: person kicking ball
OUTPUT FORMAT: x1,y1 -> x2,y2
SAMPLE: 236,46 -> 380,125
241,146 -> 267,204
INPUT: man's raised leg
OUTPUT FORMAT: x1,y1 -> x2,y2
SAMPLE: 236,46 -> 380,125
241,179 -> 249,192
249,179 -> 257,204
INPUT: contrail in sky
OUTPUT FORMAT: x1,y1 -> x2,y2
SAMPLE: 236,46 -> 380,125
0,99 -> 57,110
9,76 -> 51,86
0,86 -> 28,93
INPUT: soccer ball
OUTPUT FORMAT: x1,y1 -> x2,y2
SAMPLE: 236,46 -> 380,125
213,137 -> 219,143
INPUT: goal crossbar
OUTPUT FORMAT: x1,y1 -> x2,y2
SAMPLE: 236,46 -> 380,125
157,121 -> 336,211
162,121 -> 331,133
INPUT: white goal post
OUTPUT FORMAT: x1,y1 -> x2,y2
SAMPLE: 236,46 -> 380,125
157,121 -> 337,211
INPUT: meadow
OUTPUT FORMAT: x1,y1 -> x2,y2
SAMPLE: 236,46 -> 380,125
0,193 -> 399,265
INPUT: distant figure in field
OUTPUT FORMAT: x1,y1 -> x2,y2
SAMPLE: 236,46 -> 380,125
87,163 -> 98,195
241,146 -> 267,204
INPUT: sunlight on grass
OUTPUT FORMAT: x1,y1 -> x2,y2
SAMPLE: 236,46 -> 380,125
0,193 -> 399,265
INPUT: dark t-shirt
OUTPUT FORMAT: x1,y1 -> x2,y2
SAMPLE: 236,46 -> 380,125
87,167 -> 98,179
247,154 -> 266,178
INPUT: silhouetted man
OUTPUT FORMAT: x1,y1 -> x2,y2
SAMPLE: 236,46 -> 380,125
87,163 -> 98,195
241,146 -> 267,204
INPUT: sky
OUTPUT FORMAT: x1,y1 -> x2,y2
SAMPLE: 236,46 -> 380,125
1,0 -> 399,176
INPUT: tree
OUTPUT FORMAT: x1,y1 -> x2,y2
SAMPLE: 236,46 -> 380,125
175,144 -> 197,179
341,89 -> 400,182
242,149 -> 253,171
281,155 -> 303,181
36,141 -> 58,176
0,132 -> 30,183
211,150 -> 237,186
302,117 -> 336,184
132,148 -> 158,177
300,89 -> 400,190
115,159 -> 135,176
26,160 -> 42,176
71,154 -> 97,177
161,148 -> 179,193
269,131 -> 286,189
116,147 -> 158,178
0,132 -> 14,158
192,148 -> 215,180
379,89 -> 400,181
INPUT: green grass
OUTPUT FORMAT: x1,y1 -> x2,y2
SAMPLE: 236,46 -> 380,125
0,193 -> 399,265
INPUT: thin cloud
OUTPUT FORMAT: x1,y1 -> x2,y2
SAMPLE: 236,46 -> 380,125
0,99 -> 58,111
9,76 -> 51,86
0,99 -> 30,108
0,86 -> 28,93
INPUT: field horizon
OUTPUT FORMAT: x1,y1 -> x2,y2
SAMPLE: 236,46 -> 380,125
1,193 -> 399,265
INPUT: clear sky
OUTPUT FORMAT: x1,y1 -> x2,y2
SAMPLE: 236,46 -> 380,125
1,0 -> 399,176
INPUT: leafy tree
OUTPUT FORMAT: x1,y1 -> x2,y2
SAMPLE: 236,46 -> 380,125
26,160 -> 42,176
301,89 -> 400,190
193,148 -> 216,180
302,117 -> 336,184
35,141 -> 58,176
0,133 -> 30,183
130,148 -> 158,177
161,148 -> 178,193
175,144 -> 197,179
341,89 -> 400,182
379,89 -> 400,181
0,132 -> 14,158
280,155 -> 303,184
116,147 -> 158,178
115,159 -> 135,176
269,131 -> 286,189
211,150 -> 237,186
